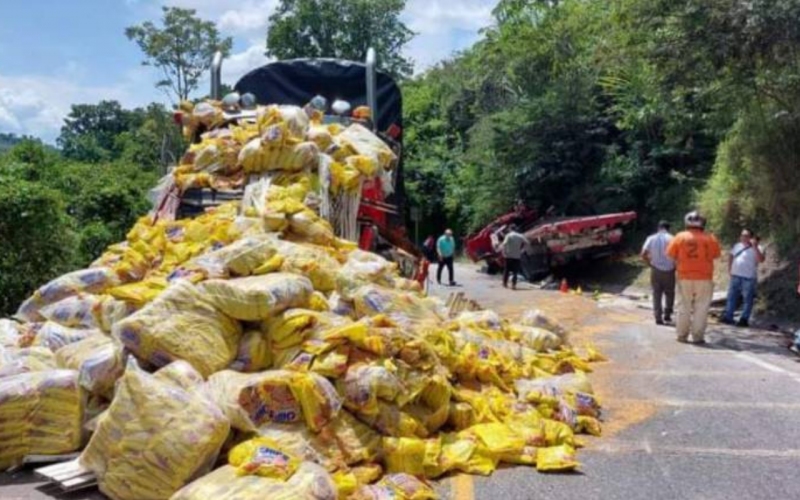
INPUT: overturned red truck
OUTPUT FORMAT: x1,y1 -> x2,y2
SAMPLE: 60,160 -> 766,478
465,206 -> 637,281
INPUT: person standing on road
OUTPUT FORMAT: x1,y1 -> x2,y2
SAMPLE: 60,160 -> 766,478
641,220 -> 676,325
437,229 -> 456,286
422,235 -> 436,262
722,229 -> 765,327
501,225 -> 530,290
666,211 -> 722,344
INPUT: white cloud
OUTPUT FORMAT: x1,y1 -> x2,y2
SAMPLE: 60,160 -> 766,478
0,70 -> 158,144
219,1 -> 278,35
221,42 -> 272,84
403,0 -> 495,70
154,0 -> 494,72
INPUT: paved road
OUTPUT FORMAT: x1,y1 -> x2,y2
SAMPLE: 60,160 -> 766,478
3,263 -> 799,499
429,263 -> 800,500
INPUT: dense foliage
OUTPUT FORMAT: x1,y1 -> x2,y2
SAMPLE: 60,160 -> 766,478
403,0 -> 800,251
265,0 -> 415,79
0,110 -> 161,315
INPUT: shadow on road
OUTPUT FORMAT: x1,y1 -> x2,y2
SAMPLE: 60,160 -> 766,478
699,322 -> 800,362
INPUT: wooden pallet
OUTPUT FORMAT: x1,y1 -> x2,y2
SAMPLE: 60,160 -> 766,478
446,291 -> 483,317
35,458 -> 97,492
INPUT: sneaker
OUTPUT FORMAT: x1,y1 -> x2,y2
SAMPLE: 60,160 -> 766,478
664,315 -> 672,324
677,338 -> 690,344
720,318 -> 734,325
656,319 -> 665,326
449,282 -> 457,286
736,319 -> 749,327
694,339 -> 707,345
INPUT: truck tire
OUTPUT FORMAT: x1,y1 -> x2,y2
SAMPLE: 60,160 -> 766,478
521,247 -> 549,282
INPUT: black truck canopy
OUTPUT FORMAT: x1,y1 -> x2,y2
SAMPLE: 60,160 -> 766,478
234,58 -> 403,138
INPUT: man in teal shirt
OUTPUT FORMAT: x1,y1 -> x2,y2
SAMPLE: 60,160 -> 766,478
436,229 -> 456,285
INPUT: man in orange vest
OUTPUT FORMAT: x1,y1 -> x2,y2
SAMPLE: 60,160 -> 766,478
666,211 -> 722,344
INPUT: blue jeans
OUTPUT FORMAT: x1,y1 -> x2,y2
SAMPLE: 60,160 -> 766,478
723,275 -> 756,322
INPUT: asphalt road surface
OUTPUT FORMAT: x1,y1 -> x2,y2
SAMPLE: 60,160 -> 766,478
3,262 -> 800,500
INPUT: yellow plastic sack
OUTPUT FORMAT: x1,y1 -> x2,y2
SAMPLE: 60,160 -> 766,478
519,309 -> 569,343
536,444 -> 579,472
461,422 -> 525,456
273,240 -> 341,292
230,330 -> 273,372
339,362 -> 402,416
17,267 -> 121,322
257,422 -> 342,471
437,433 -> 478,474
0,369 -> 84,470
318,410 -> 381,465
199,273 -> 313,321
31,322 -> 99,352
508,324 -> 563,351
266,309 -> 352,354
351,473 -> 437,500
114,280 -> 242,377
189,235 -> 280,279
233,370 -> 342,432
381,437 -> 441,477
39,294 -> 132,332
170,462 -> 337,500
80,361 -> 230,500
0,319 -> 24,348
108,278 -> 168,306
228,437 -> 301,479
55,334 -> 124,397
356,401 -> 426,439
351,285 -> 445,328
336,123 -> 397,171
335,250 -> 398,299
0,346 -> 56,377
206,371 -> 269,431
288,209 -> 335,246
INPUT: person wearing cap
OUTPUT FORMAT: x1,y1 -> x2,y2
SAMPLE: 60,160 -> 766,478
666,211 -> 722,344
641,220 -> 676,325
501,224 -> 530,290
436,229 -> 457,286
722,229 -> 765,327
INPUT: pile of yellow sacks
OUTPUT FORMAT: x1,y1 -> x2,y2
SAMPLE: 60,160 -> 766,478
0,99 -> 606,500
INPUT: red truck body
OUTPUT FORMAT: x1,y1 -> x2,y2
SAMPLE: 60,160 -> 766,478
465,208 -> 637,279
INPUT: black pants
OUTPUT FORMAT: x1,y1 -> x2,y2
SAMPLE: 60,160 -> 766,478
437,256 -> 454,284
651,267 -> 676,321
504,258 -> 521,287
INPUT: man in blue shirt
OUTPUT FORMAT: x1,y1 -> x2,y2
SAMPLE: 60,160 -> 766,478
641,220 -> 676,325
436,229 -> 456,286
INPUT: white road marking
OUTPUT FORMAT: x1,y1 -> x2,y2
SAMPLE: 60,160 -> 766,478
735,352 -> 800,384
613,398 -> 800,409
593,440 -> 800,459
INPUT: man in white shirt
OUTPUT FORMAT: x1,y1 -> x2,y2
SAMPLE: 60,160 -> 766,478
501,225 -> 530,290
641,221 -> 676,325
722,229 -> 765,327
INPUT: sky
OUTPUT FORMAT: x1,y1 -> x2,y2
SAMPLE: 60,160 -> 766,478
0,0 -> 496,143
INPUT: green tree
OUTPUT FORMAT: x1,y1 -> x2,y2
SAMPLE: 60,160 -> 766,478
58,101 -> 141,163
266,0 -> 415,79
126,6 -> 233,101
116,103 -> 185,173
0,178 -> 76,315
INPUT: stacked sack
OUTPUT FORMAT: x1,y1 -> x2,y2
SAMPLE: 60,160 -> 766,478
0,99 -> 606,500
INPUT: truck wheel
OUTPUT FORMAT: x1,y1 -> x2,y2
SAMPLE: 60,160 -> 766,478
521,250 -> 549,282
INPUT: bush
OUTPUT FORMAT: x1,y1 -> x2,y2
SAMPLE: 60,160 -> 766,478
700,107 -> 800,252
